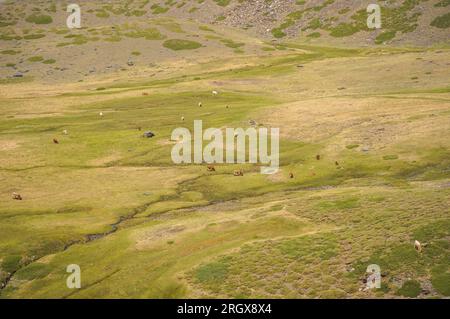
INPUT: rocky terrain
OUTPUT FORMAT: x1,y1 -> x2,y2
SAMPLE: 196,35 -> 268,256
0,0 -> 449,83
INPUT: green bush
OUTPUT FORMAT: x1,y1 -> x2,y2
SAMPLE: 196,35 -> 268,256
1,255 -> 22,273
397,280 -> 421,297
431,13 -> 450,29
25,14 -> 53,25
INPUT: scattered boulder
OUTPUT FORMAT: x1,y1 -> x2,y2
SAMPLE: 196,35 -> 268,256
143,131 -> 155,138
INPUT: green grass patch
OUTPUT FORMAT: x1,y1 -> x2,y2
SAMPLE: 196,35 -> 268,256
163,39 -> 202,50
396,280 -> 421,297
1,255 -> 22,273
383,155 -> 399,160
15,263 -> 52,280
25,14 -> 53,25
43,59 -> 56,64
28,56 -> 44,62
431,13 -> 450,29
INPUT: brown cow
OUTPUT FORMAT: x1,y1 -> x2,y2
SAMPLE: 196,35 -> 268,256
207,165 -> 216,172
289,173 -> 294,179
316,155 -> 321,160
12,192 -> 22,200
233,170 -> 244,176
53,138 -> 59,144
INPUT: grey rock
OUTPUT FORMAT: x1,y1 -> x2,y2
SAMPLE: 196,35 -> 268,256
143,131 -> 155,138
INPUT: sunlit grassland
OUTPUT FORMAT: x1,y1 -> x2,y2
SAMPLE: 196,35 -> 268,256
0,44 -> 449,298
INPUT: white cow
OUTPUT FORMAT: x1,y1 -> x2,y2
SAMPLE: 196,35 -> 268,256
414,240 -> 422,253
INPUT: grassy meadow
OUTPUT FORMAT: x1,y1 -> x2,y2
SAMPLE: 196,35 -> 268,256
1,44 -> 449,299
0,0 -> 449,299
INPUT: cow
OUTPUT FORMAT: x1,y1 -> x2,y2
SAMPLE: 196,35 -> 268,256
12,192 -> 22,200
233,170 -> 244,176
414,240 -> 422,253
207,165 -> 216,172
53,138 -> 59,144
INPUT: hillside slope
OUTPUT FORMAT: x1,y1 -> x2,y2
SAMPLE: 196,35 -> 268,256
0,0 -> 449,83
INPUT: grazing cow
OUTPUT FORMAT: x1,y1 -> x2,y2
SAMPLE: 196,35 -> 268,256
198,102 -> 202,107
233,169 -> 244,176
99,112 -> 104,117
12,192 -> 22,200
207,165 -> 216,172
53,138 -> 59,144
212,90 -> 218,96
335,161 -> 339,166
414,240 -> 422,253
316,155 -> 321,160
63,129 -> 68,135
181,116 -> 185,121
289,173 -> 294,179
142,92 -> 149,96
